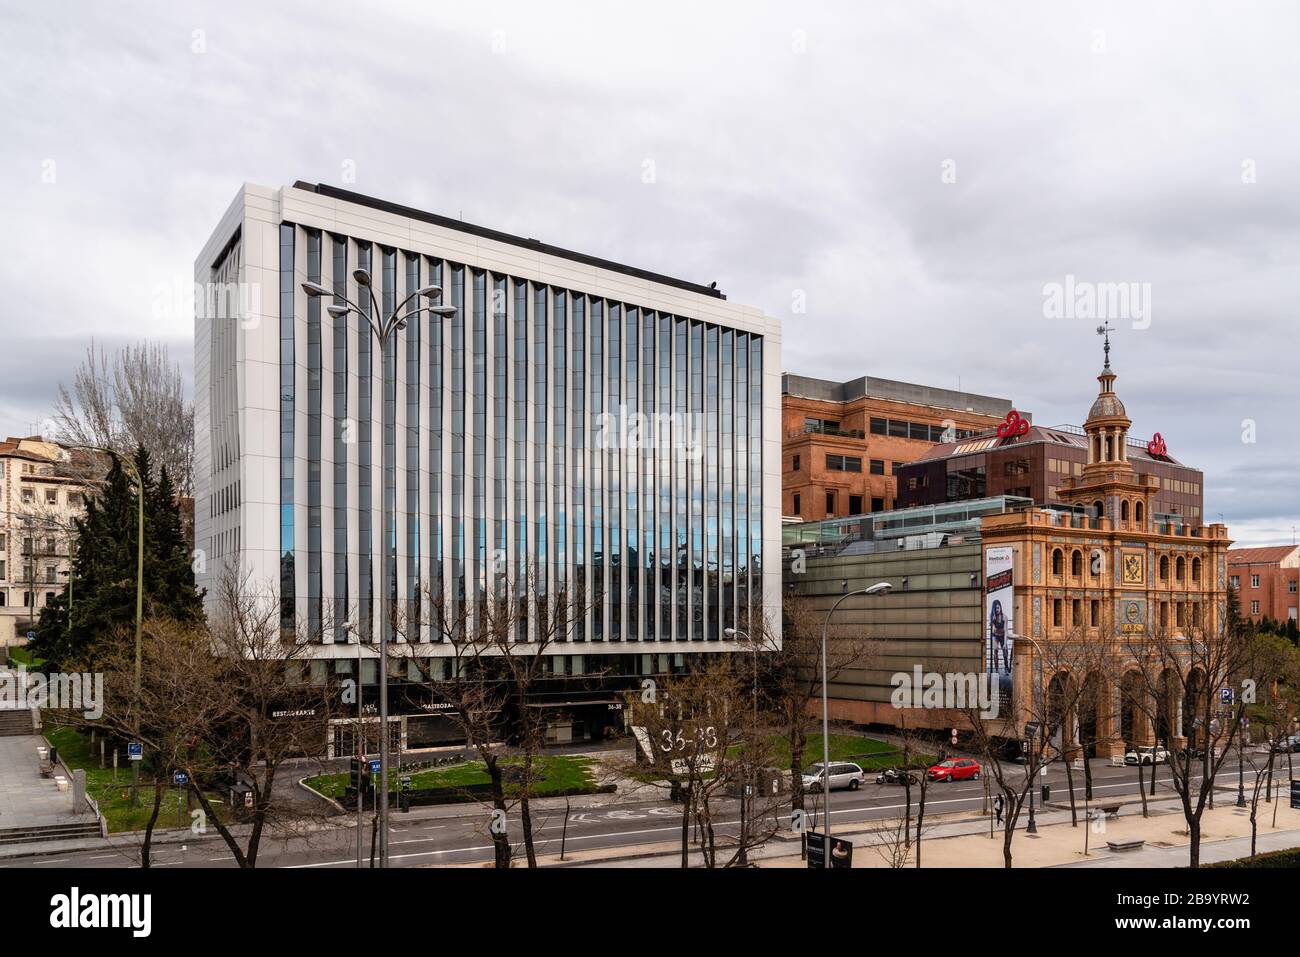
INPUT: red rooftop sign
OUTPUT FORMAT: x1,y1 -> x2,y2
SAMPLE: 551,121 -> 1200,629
996,409 -> 1030,440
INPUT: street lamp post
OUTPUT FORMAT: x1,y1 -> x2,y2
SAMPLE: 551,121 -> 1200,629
724,624 -> 765,865
1010,630 -> 1044,834
1237,716 -> 1247,807
303,273 -> 454,867
818,581 -> 891,867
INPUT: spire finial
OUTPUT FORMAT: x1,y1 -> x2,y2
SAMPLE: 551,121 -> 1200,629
1096,321 -> 1113,370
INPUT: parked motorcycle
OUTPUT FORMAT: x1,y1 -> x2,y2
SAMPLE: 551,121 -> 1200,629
875,767 -> 917,786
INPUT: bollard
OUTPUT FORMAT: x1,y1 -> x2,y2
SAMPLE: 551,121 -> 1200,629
73,769 -> 86,808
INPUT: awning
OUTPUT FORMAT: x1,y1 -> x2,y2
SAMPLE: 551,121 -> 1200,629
525,698 -> 624,709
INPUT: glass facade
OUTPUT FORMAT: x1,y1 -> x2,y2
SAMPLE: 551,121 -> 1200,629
356,243 -> 373,640
405,253 -> 421,642
331,236 -> 348,642
306,230 -> 322,640
276,227 -> 767,648
427,258 -> 444,638
278,223 -> 295,632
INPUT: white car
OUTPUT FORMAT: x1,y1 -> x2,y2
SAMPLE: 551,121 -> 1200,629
802,762 -> 866,793
1124,745 -> 1169,766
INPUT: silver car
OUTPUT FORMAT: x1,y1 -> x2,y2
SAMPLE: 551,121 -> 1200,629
802,761 -> 866,793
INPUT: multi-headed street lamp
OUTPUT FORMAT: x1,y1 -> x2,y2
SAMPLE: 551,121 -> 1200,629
302,270 -> 455,867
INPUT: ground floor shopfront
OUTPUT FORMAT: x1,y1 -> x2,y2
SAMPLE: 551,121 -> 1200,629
321,676 -> 636,760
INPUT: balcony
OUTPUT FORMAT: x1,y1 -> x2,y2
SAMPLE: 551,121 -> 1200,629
799,423 -> 866,440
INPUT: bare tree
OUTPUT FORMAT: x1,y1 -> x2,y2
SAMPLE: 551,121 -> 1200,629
962,626 -> 1119,868
65,617 -> 219,867
1239,631 -> 1299,856
757,594 -> 879,840
1121,604 -> 1256,868
394,563 -> 591,868
177,566 -> 342,867
864,715 -> 933,868
619,658 -> 784,868
52,340 -> 194,497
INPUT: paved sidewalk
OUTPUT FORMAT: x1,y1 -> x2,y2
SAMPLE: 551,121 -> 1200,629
0,734 -> 98,831
572,787 -> 1300,868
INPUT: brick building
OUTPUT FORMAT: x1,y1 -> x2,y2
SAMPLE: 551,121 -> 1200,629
781,373 -> 1011,522
785,340 -> 1232,756
895,411 -> 1205,523
1228,545 -> 1299,624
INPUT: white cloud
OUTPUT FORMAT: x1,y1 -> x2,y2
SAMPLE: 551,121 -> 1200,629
0,0 -> 1295,539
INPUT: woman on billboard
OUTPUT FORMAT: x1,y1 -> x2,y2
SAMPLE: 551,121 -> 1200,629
989,599 -> 1010,674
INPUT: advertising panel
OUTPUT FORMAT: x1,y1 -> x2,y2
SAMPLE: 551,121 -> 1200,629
985,545 -> 1015,715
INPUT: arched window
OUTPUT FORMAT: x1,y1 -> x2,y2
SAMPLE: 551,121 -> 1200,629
1120,499 -> 1130,523
1159,554 -> 1170,581
1071,549 -> 1083,577
1191,557 -> 1201,583
1176,556 -> 1186,581
1052,548 -> 1064,576
1093,500 -> 1104,520
1135,501 -> 1144,526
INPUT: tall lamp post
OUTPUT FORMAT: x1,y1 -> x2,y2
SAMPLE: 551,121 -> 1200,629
1010,630 -> 1046,834
818,581 -> 892,867
1236,715 -> 1247,807
303,272 -> 454,867
724,624 -> 767,866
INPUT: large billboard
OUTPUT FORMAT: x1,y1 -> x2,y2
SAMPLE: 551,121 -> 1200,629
985,545 -> 1015,715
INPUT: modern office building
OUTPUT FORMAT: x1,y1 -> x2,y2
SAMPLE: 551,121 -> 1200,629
781,373 -> 1011,521
194,181 -> 782,748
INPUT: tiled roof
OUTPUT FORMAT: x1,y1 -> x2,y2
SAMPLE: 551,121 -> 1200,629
1228,545 -> 1300,566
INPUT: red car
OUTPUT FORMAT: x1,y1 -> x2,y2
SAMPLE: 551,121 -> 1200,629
927,758 -> 981,783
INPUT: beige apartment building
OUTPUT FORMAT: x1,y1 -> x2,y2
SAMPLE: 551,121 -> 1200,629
0,437 -> 90,649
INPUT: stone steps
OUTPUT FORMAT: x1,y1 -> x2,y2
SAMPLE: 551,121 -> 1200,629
0,821 -> 102,846
0,710 -> 35,736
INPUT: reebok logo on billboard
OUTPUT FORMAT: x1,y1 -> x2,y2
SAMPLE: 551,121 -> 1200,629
49,887 -> 151,938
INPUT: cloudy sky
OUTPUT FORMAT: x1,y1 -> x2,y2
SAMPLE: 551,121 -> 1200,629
1,1 -> 1295,545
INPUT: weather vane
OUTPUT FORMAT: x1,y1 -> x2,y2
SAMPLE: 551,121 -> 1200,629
1096,321 -> 1114,369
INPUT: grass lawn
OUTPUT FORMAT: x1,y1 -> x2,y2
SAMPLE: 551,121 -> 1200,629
303,754 -> 598,800
45,726 -> 214,834
736,733 -> 934,774
7,645 -> 46,668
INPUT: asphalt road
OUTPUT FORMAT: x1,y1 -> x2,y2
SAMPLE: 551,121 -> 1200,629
3,756 -> 1286,869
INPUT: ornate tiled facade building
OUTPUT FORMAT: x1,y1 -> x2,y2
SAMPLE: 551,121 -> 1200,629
981,334 -> 1232,756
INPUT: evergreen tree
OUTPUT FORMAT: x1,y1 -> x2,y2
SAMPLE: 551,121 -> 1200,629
31,446 -> 204,669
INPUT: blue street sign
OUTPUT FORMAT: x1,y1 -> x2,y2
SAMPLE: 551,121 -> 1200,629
1220,687 -> 1234,705
369,759 -> 382,775
127,743 -> 143,761
26,631 -> 35,641
173,771 -> 188,786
